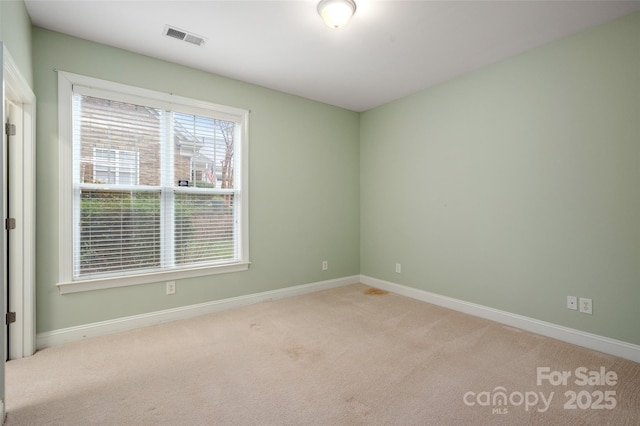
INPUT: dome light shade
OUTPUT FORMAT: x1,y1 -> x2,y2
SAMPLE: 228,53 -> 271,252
317,0 -> 356,29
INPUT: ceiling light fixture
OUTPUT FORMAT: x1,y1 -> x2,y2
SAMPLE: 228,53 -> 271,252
317,0 -> 356,29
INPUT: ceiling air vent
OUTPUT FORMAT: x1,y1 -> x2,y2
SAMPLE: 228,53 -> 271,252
163,25 -> 206,47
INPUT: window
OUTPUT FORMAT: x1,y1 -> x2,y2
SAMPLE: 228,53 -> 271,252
93,148 -> 140,185
58,72 -> 249,293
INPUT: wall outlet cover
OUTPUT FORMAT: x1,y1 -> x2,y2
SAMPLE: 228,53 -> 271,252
579,297 -> 592,314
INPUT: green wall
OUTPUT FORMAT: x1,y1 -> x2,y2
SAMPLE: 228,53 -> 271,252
33,28 -> 360,332
361,12 -> 640,345
0,0 -> 32,87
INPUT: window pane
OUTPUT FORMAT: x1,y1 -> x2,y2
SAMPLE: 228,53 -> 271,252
93,148 -> 139,185
77,94 -> 161,186
173,113 -> 235,189
175,193 -> 235,265
78,190 -> 161,277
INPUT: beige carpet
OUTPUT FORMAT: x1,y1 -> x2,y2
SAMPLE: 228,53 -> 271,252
5,284 -> 640,425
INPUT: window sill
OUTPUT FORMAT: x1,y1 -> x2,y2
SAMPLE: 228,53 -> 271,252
57,262 -> 251,294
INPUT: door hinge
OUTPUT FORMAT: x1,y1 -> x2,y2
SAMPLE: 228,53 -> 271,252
5,123 -> 16,137
5,217 -> 16,230
5,311 -> 16,325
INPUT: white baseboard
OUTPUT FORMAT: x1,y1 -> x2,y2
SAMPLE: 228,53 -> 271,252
35,274 -> 640,363
36,275 -> 359,349
360,275 -> 640,363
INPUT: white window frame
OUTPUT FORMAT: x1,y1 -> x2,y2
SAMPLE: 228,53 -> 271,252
92,147 -> 140,185
57,71 -> 249,294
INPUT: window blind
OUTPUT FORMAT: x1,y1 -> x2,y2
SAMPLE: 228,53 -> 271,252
72,91 -> 240,280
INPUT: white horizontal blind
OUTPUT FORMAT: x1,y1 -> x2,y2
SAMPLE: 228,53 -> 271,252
174,193 -> 235,265
79,190 -> 161,275
171,112 -> 239,266
93,148 -> 140,185
72,90 -> 240,280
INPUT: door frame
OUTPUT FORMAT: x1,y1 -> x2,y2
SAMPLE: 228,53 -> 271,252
2,44 -> 36,361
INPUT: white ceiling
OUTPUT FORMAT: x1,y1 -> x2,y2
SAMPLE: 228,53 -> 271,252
25,0 -> 640,112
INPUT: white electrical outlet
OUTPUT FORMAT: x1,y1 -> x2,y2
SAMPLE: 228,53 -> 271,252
322,261 -> 328,271
579,297 -> 592,314
166,281 -> 176,295
395,263 -> 401,273
567,296 -> 577,310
